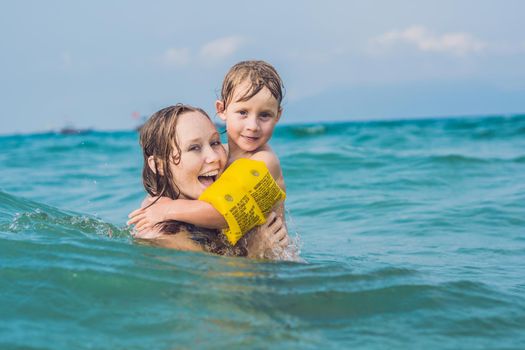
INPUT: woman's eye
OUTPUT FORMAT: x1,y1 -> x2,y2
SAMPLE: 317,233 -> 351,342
211,140 -> 222,147
188,145 -> 201,151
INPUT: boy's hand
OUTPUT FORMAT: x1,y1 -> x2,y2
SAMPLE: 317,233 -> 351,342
245,212 -> 289,259
127,197 -> 174,232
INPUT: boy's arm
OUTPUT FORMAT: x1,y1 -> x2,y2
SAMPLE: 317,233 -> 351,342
250,150 -> 286,191
250,150 -> 287,227
127,197 -> 228,232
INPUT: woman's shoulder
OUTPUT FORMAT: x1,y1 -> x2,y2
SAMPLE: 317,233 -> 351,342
152,230 -> 204,252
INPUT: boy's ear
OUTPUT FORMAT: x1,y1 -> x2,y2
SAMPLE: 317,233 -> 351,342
275,108 -> 283,123
215,100 -> 226,121
147,156 -> 164,176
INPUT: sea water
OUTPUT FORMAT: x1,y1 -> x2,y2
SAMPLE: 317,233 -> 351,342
1,115 -> 524,349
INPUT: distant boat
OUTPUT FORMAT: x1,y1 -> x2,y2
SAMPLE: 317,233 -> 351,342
134,116 -> 148,132
58,126 -> 93,135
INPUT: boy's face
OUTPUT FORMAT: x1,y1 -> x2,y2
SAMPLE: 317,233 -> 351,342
217,82 -> 282,153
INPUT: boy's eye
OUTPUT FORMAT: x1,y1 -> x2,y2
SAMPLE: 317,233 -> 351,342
259,113 -> 272,119
238,110 -> 248,116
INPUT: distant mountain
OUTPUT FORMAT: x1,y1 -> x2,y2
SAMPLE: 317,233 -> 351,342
284,80 -> 525,122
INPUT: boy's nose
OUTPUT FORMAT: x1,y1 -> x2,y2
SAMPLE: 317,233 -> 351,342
246,117 -> 259,131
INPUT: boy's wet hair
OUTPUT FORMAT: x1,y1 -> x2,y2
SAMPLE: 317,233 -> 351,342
140,104 -> 210,200
220,60 -> 284,109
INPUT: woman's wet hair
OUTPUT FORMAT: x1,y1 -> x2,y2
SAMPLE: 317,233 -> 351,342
220,60 -> 284,109
139,103 -> 210,200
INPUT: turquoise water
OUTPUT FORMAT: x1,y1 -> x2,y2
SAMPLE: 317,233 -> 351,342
1,115 -> 525,349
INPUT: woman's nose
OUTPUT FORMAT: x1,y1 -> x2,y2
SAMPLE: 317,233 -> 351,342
204,146 -> 220,163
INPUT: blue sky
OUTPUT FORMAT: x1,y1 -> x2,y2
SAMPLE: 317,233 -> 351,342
1,0 -> 524,134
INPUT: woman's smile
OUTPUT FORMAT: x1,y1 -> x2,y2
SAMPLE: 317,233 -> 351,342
198,169 -> 220,187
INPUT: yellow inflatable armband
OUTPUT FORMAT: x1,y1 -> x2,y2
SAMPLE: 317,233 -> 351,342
198,159 -> 286,245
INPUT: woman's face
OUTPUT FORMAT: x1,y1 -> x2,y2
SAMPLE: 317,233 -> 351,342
170,111 -> 227,199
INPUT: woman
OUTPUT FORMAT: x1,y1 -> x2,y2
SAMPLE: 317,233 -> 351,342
130,104 -> 288,258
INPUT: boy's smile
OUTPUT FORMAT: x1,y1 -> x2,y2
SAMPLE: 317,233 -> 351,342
241,135 -> 260,143
217,82 -> 282,154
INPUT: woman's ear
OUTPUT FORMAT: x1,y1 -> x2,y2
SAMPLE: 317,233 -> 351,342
215,100 -> 226,121
147,156 -> 164,176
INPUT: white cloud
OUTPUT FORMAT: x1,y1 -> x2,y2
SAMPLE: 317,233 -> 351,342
158,36 -> 244,68
160,47 -> 191,67
199,36 -> 244,62
372,26 -> 486,56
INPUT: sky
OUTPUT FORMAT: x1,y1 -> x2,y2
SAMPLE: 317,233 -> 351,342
1,0 -> 524,134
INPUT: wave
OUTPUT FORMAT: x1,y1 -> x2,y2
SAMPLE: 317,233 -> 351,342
412,153 -> 525,166
222,264 -> 525,331
282,149 -> 518,167
425,154 -> 490,165
513,155 -> 525,163
0,190 -> 129,239
274,124 -> 330,139
273,115 -> 525,147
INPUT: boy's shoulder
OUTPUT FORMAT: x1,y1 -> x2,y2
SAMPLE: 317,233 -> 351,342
250,144 -> 280,167
249,146 -> 284,189
250,149 -> 280,164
